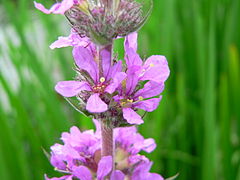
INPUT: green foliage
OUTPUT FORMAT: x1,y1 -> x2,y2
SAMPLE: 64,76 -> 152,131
0,0 -> 239,179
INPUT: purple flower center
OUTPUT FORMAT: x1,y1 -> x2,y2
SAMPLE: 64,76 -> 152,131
92,84 -> 107,93
92,77 -> 109,94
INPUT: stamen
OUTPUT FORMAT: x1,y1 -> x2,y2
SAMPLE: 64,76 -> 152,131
120,98 -> 133,107
138,96 -> 143,101
100,77 -> 106,83
127,99 -> 133,103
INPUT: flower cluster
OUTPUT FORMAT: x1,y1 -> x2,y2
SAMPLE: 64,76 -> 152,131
52,30 -> 169,126
34,0 -> 171,179
45,120 -> 163,180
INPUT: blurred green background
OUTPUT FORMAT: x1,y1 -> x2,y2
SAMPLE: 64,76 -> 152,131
0,0 -> 240,179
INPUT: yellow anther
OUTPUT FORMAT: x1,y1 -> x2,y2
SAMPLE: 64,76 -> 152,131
138,96 -> 143,101
150,63 -> 155,67
100,77 -> 105,83
127,99 -> 133,103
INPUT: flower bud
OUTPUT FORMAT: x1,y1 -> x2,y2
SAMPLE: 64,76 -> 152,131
65,0 -> 153,45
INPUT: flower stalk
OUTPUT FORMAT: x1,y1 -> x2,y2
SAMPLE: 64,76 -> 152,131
99,42 -> 115,173
101,119 -> 114,158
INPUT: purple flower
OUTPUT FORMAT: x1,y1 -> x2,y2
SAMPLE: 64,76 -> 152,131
111,32 -> 170,125
45,120 -> 163,180
124,32 -> 170,84
34,0 -> 76,15
45,124 -> 110,180
55,46 -> 126,113
114,80 -> 165,125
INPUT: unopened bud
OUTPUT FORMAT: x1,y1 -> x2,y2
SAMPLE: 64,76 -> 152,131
65,0 -> 153,45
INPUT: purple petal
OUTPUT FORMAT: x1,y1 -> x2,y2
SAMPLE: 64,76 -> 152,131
128,155 -> 149,165
124,32 -> 142,68
86,94 -> 108,113
50,29 -> 90,49
66,176 -> 73,180
51,143 -> 80,160
50,36 -> 73,49
110,170 -> 125,180
133,161 -> 164,180
44,175 -> 73,180
54,0 -> 74,14
70,126 -> 82,137
60,126 -> 82,145
34,0 -> 73,14
134,81 -> 164,99
71,36 -> 89,47
115,126 -> 138,143
115,126 -> 150,154
125,49 -> 142,67
106,61 -> 123,81
105,72 -> 127,94
134,138 -> 156,153
126,66 -> 141,95
50,144 -> 64,157
123,108 -> 143,125
143,138 -> 157,153
50,154 -> 66,170
124,32 -> 138,52
132,161 -> 152,180
147,173 -> 164,180
73,46 -> 99,82
97,156 -> 113,180
60,127 -> 99,156
72,166 -> 92,180
141,55 -> 170,83
134,97 -> 162,112
61,126 -> 81,141
34,2 -> 56,14
101,46 -> 111,78
55,81 -> 91,97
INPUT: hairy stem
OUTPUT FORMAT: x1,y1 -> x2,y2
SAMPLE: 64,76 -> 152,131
101,120 -> 114,158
